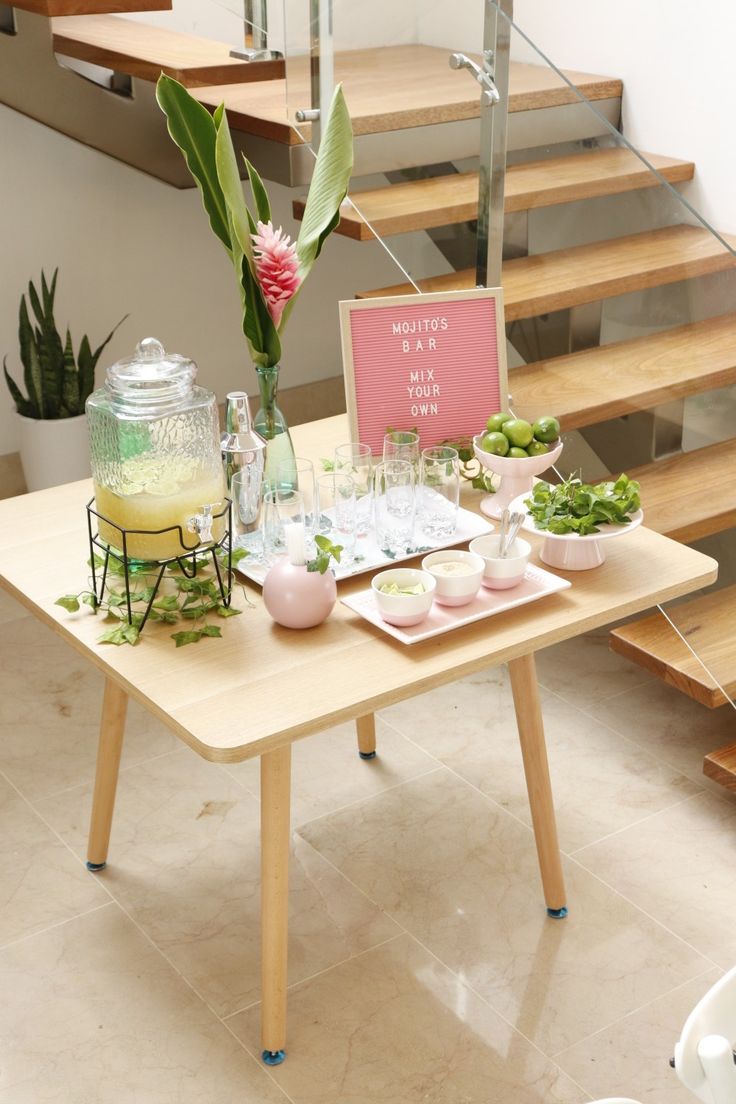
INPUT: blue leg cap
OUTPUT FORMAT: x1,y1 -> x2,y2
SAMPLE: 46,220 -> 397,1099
262,1049 -> 286,1066
359,750 -> 377,760
86,860 -> 106,872
547,906 -> 568,919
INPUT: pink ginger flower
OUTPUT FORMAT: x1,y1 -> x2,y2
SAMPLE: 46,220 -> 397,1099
251,221 -> 301,328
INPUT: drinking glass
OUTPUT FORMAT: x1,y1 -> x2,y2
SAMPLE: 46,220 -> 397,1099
383,430 -> 420,469
418,446 -> 460,539
374,459 -> 415,555
316,472 -> 357,565
276,457 -> 317,537
334,442 -> 373,537
230,466 -> 265,559
263,488 -> 306,564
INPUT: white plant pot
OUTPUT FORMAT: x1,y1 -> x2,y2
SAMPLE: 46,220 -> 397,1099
17,412 -> 91,492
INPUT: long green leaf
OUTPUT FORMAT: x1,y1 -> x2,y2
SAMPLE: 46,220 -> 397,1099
19,296 -> 42,417
60,329 -> 79,416
240,253 -> 281,368
214,104 -> 255,269
244,157 -> 271,224
156,74 -> 232,255
295,84 -> 353,280
3,357 -> 34,418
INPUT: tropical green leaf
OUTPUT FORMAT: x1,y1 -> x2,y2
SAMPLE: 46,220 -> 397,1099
240,253 -> 281,367
244,157 -> 271,224
295,84 -> 353,280
214,105 -> 255,269
156,74 -> 232,255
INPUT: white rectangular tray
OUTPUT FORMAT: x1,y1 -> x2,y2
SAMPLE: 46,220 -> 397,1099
234,506 -> 494,586
341,564 -> 572,645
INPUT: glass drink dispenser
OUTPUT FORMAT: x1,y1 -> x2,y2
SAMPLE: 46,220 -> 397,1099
86,338 -> 225,562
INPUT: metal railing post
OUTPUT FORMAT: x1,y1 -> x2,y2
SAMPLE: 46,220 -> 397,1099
231,0 -> 282,62
476,0 -> 512,288
295,0 -> 334,151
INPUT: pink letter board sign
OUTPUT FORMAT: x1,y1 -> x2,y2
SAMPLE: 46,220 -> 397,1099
339,287 -> 507,454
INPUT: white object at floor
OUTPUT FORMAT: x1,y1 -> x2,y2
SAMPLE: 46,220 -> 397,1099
674,964 -> 736,1104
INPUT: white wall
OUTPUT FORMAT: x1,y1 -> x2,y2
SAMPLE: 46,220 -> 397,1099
421,0 -> 736,234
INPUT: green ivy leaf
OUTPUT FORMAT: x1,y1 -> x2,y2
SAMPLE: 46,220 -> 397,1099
171,630 -> 203,647
55,595 -> 80,613
200,625 -> 222,638
216,604 -> 242,617
153,594 -> 180,611
81,593 -> 98,610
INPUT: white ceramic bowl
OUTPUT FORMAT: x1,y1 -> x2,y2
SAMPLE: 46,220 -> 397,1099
421,550 -> 485,607
468,534 -> 531,590
371,568 -> 436,626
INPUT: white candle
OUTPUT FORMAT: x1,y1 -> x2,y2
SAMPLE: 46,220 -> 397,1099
285,521 -> 306,566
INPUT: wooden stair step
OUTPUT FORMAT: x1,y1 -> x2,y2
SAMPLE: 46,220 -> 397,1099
623,437 -> 736,544
511,313 -> 736,432
297,148 -> 694,241
358,224 -> 736,320
13,0 -> 171,14
610,584 -> 736,709
52,14 -> 284,86
703,744 -> 736,792
193,50 -> 622,146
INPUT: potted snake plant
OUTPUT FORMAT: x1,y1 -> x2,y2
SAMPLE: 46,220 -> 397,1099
3,269 -> 126,491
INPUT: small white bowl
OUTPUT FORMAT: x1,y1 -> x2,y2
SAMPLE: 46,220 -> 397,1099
371,568 -> 436,626
468,534 -> 531,590
421,550 -> 485,607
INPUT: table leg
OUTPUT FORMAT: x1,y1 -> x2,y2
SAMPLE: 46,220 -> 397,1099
507,653 -> 567,918
86,677 -> 128,872
355,714 -> 377,760
261,743 -> 292,1065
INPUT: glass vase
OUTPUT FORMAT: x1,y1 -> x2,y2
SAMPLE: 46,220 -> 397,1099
253,364 -> 296,492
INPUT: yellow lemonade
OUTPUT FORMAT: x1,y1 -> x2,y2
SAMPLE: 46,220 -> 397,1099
94,455 -> 226,561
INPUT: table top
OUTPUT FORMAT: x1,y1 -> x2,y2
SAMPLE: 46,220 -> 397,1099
0,414 -> 718,763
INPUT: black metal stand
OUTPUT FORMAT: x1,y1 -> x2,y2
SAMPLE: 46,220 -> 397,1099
86,497 -> 233,633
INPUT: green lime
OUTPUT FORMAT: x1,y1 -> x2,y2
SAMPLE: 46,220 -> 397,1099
501,418 -> 534,449
507,447 -> 529,458
485,411 -> 512,433
532,416 -> 560,443
480,431 -> 510,457
527,439 -> 550,457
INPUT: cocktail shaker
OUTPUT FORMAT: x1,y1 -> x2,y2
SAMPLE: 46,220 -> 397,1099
221,391 -> 266,530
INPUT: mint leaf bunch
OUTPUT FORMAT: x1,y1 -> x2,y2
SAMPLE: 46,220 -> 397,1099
524,473 -> 641,536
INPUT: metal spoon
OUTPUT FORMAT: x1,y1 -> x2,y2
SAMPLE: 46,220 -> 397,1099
500,512 -> 524,558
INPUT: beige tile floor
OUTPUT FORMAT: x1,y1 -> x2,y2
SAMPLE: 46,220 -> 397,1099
1,587 -> 736,1103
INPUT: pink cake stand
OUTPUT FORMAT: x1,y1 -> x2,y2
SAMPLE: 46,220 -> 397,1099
473,436 -> 564,521
509,493 -> 644,570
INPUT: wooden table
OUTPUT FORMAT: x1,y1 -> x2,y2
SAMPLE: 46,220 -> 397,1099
0,414 -> 718,1065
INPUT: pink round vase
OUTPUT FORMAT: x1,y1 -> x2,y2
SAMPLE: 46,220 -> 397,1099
262,559 -> 337,629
